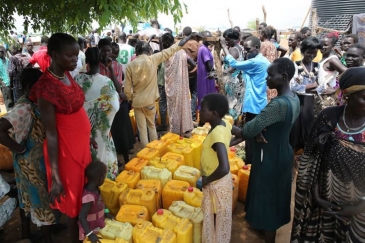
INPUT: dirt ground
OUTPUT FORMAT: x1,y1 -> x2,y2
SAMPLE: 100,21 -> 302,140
0,140 -> 296,243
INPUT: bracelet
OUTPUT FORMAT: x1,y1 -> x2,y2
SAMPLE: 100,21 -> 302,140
85,231 -> 93,237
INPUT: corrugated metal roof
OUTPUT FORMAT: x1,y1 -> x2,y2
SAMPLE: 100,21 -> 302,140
311,0 -> 365,23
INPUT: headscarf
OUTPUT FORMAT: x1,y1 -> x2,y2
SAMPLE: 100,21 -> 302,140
339,67 -> 365,95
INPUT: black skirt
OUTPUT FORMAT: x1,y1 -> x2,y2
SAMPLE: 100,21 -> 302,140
111,102 -> 135,153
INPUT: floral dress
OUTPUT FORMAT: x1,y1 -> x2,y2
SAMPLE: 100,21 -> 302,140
75,73 -> 120,180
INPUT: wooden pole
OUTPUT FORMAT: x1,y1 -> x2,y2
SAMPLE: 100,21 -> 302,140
227,8 -> 233,28
311,8 -> 318,36
262,5 -> 267,23
300,6 -> 311,30
255,18 -> 260,36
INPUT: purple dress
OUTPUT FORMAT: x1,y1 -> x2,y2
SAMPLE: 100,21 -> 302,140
197,45 -> 216,110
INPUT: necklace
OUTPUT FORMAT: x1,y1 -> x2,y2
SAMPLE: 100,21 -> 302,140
343,105 -> 365,132
47,68 -> 65,79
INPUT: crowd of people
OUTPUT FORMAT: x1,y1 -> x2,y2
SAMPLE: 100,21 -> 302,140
0,18 -> 364,243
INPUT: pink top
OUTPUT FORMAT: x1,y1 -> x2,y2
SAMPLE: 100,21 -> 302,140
78,189 -> 106,240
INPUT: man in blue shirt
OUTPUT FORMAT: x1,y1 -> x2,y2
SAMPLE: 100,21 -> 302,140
221,36 -> 270,164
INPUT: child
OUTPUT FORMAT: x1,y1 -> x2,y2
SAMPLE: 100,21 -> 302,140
200,93 -> 232,243
78,161 -> 108,243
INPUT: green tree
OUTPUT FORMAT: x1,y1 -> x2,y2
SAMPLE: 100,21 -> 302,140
247,19 -> 257,30
0,0 -> 187,36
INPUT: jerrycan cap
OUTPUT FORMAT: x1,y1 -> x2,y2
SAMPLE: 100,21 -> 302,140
179,137 -> 184,140
128,170 -> 135,175
157,209 -> 164,215
242,165 -> 249,170
188,187 -> 194,192
230,147 -> 236,152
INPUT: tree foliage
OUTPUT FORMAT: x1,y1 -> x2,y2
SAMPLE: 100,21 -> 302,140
0,0 -> 187,35
246,19 -> 257,30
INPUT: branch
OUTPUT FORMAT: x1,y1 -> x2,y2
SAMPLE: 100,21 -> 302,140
262,5 -> 267,23
227,8 -> 233,28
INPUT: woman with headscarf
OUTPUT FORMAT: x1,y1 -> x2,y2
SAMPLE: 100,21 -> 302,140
291,67 -> 365,242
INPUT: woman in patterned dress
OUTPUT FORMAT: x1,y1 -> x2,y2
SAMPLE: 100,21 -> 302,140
260,27 -> 278,103
222,28 -> 245,121
291,67 -> 365,242
0,69 -> 56,242
75,47 -> 120,180
160,33 -> 194,136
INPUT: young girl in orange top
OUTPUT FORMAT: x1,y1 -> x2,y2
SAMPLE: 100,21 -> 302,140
200,93 -> 232,243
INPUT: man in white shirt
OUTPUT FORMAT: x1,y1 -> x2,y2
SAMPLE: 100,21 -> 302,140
116,32 -> 134,75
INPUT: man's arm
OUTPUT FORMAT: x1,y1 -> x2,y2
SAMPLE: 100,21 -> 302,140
225,54 -> 254,71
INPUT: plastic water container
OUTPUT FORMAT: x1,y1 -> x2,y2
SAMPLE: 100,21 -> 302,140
190,135 -> 205,143
155,102 -> 169,126
228,147 -> 237,159
115,238 -> 129,243
147,140 -> 170,157
183,187 -> 203,208
229,157 -> 245,175
99,219 -> 133,242
116,170 -> 141,189
136,179 -> 162,209
237,165 -> 251,202
137,147 -> 160,161
177,138 -> 203,170
169,201 -> 203,243
152,209 -> 193,243
191,127 -> 209,137
83,236 -> 115,243
100,179 -> 128,216
116,205 -> 150,225
173,166 -> 201,187
121,189 -> 157,217
149,157 -> 180,174
232,174 -> 239,213
125,158 -> 149,173
129,110 -> 137,136
167,143 -> 194,168
132,221 -> 176,243
161,132 -> 180,144
162,152 -> 185,167
162,180 -> 190,209
140,166 -> 172,188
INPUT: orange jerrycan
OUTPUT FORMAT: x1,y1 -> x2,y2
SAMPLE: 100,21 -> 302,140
168,201 -> 203,243
147,139 -> 171,157
137,147 -> 160,161
125,158 -> 149,173
232,174 -> 239,213
121,189 -> 157,217
162,180 -> 190,209
99,219 -> 133,242
177,138 -> 203,170
100,179 -> 128,216
173,166 -> 201,187
167,143 -> 194,168
229,157 -> 245,175
237,165 -> 251,202
161,132 -> 180,144
132,221 -> 176,243
152,209 -> 193,243
136,179 -> 162,209
140,166 -> 172,188
116,170 -> 141,189
116,205 -> 150,225
183,187 -> 203,208
149,157 -> 180,174
228,147 -> 237,159
162,152 -> 185,167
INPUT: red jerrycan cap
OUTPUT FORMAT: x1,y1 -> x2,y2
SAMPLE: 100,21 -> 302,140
188,187 -> 194,192
243,165 -> 249,170
157,209 -> 164,215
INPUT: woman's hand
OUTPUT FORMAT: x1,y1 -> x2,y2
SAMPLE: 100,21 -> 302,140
88,233 -> 101,243
90,138 -> 98,150
323,88 -> 336,95
119,92 -> 128,102
49,174 -> 64,205
219,37 -> 226,47
254,132 -> 268,143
